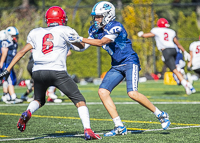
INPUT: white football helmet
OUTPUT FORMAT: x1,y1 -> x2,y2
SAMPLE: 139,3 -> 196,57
91,1 -> 115,30
6,26 -> 19,41
0,30 -> 7,41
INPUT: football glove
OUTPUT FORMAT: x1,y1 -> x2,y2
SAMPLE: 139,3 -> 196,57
0,69 -> 10,80
187,66 -> 192,71
137,31 -> 144,37
68,29 -> 83,43
184,51 -> 191,61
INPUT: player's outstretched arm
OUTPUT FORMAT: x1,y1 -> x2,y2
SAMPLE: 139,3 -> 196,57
7,43 -> 33,72
137,31 -> 155,38
81,37 -> 112,47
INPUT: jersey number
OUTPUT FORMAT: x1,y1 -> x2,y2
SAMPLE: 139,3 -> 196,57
42,33 -> 54,54
164,33 -> 169,41
196,45 -> 200,54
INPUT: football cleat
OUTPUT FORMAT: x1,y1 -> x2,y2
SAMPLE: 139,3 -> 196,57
46,91 -> 58,99
17,110 -> 32,132
191,87 -> 196,94
1,94 -> 11,102
157,111 -> 170,130
84,128 -> 102,140
6,98 -> 23,104
104,126 -> 127,137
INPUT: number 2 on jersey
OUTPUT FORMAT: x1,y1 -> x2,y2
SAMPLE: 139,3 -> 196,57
164,32 -> 168,41
42,33 -> 54,54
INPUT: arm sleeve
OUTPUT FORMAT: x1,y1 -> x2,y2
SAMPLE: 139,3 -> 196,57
70,37 -> 93,52
150,28 -> 156,34
104,25 -> 122,42
26,30 -> 34,48
189,43 -> 194,51
1,41 -> 9,48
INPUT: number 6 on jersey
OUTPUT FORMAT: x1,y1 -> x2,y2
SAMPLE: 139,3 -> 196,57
42,33 -> 54,54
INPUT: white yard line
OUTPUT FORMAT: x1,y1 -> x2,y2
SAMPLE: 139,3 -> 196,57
0,101 -> 200,107
0,125 -> 200,142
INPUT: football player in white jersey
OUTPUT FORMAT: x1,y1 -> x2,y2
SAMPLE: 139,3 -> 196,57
138,18 -> 196,95
187,39 -> 200,77
0,6 -> 101,140
68,1 -> 171,137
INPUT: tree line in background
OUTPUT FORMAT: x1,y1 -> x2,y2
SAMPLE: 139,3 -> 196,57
0,0 -> 200,79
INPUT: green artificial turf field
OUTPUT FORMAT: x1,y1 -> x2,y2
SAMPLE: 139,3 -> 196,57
0,80 -> 199,142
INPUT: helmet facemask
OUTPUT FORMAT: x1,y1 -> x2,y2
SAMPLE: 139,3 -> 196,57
91,1 -> 116,30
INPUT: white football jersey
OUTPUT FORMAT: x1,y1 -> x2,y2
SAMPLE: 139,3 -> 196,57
189,41 -> 200,70
27,25 -> 75,72
151,27 -> 176,50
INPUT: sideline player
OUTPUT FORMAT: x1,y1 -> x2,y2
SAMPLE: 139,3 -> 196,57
68,1 -> 171,137
0,27 -> 23,103
171,46 -> 190,85
187,39 -> 200,78
0,6 -> 101,140
137,18 -> 196,95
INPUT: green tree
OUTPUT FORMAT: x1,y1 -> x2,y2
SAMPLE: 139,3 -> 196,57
122,0 -> 162,75
177,11 -> 200,50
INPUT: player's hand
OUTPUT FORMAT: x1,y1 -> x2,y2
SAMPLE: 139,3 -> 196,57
187,66 -> 192,71
184,51 -> 191,61
137,31 -> 144,37
0,69 -> 10,80
68,29 -> 83,43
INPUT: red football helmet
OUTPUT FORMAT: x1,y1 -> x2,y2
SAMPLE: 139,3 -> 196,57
157,18 -> 170,28
45,6 -> 68,27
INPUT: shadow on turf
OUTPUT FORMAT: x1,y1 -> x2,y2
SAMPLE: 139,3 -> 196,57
103,129 -> 170,135
164,91 -> 185,95
130,130 -> 170,135
23,131 -> 103,141
164,90 -> 200,95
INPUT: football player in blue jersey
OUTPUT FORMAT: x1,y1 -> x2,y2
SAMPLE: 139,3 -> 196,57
172,46 -> 193,86
68,1 -> 171,137
0,29 -> 10,102
0,27 -> 23,103
0,30 -> 6,87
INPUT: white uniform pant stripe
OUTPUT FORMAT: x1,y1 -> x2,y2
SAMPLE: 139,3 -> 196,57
132,64 -> 138,91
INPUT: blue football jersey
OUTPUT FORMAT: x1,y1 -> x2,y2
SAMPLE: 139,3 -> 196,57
88,21 -> 140,66
1,40 -> 18,64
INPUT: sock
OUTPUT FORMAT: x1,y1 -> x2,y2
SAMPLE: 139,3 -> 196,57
27,100 -> 40,114
3,92 -> 7,96
153,107 -> 162,118
113,116 -> 124,127
181,79 -> 187,87
181,79 -> 193,89
11,93 -> 16,100
78,106 -> 90,129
